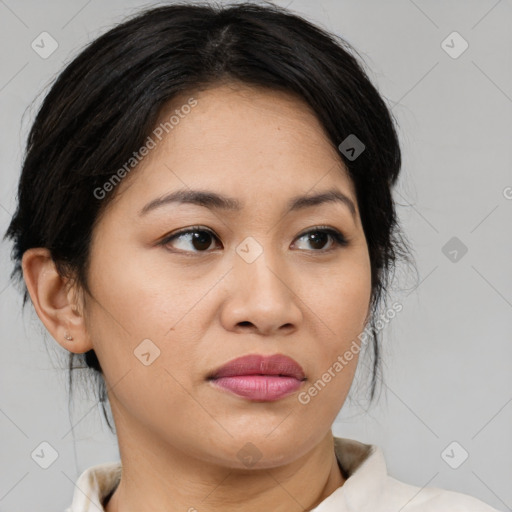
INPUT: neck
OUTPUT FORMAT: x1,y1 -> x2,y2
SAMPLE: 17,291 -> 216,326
104,423 -> 345,512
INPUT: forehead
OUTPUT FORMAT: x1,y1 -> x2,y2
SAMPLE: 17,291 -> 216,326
161,81 -> 338,158
109,82 -> 357,217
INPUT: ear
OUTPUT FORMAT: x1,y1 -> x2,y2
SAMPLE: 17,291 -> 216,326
21,248 -> 93,354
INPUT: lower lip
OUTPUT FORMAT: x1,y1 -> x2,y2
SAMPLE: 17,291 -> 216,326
209,375 -> 304,401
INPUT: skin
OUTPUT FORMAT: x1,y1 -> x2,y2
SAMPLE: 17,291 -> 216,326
22,82 -> 372,512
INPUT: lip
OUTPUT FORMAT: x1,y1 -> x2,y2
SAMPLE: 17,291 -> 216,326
207,354 -> 306,402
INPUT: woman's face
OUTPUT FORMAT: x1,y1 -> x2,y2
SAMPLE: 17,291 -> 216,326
83,82 -> 372,467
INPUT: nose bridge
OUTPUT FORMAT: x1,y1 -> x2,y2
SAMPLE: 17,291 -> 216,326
223,234 -> 301,333
235,235 -> 288,303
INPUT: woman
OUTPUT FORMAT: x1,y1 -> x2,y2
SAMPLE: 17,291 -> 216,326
4,2 -> 500,511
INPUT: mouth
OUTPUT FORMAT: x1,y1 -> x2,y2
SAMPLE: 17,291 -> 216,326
207,353 -> 306,402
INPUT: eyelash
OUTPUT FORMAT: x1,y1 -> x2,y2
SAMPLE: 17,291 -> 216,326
158,225 -> 349,255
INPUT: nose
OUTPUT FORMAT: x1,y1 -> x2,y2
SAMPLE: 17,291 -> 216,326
219,246 -> 303,336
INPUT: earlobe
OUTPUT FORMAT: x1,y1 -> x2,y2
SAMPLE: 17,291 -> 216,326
21,248 -> 93,354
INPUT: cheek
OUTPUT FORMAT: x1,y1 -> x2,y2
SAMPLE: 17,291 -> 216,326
331,269 -> 372,337
86,239 -> 181,338
298,270 -> 368,417
84,242 -> 205,391
307,253 -> 372,342
297,251 -> 371,395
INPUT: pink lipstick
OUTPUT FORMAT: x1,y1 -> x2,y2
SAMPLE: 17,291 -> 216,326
207,354 -> 306,401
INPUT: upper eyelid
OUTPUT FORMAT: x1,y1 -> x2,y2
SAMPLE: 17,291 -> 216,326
163,225 -> 343,237
163,226 -> 218,240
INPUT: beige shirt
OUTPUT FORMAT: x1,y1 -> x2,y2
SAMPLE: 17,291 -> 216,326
65,436 -> 499,511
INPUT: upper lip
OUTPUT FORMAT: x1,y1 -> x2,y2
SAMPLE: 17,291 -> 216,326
207,354 -> 306,381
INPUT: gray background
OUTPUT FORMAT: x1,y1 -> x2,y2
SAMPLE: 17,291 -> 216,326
0,0 -> 511,510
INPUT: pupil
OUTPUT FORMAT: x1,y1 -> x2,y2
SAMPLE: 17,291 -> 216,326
192,231 -> 211,251
309,232 -> 327,249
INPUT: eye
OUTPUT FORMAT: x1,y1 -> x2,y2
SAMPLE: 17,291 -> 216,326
292,227 -> 348,252
159,225 -> 348,255
160,226 -> 221,254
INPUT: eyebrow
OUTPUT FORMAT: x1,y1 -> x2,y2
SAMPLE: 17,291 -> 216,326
138,187 -> 356,218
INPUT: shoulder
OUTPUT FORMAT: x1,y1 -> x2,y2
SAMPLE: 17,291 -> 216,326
331,437 -> 499,512
382,474 -> 500,511
65,460 -> 122,512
